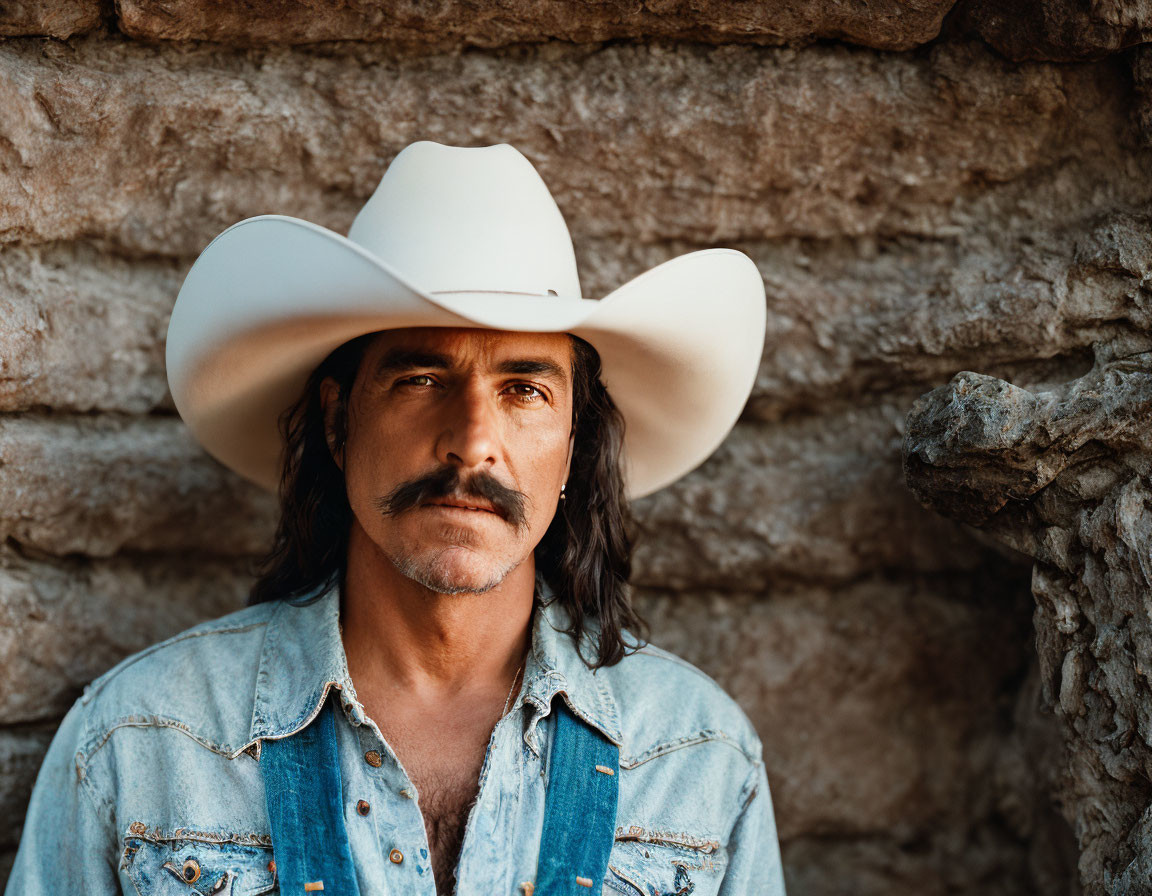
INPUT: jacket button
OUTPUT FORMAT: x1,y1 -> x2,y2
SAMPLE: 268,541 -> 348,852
356,800 -> 371,816
181,859 -> 201,883
364,750 -> 383,767
389,848 -> 403,864
399,787 -> 414,800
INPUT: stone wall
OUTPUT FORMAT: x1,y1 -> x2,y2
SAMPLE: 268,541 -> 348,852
2,2 -> 1150,893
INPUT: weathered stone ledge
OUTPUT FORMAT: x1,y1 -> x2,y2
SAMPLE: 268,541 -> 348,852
958,0 -> 1152,62
3,0 -> 1149,65
0,414 -> 277,557
739,210 -> 1152,421
0,242 -> 182,413
0,37 -> 1141,255
0,0 -> 104,40
114,0 -> 954,52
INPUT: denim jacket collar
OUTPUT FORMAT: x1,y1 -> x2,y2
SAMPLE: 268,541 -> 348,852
246,572 -> 623,759
521,575 -> 623,752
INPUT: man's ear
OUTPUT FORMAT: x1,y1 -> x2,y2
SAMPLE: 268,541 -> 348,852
319,376 -> 346,471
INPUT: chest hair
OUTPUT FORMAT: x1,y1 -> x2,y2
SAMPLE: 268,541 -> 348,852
375,712 -> 495,895
418,771 -> 482,894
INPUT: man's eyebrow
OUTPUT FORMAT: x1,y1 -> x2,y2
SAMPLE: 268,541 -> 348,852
496,358 -> 569,384
373,348 -> 452,377
372,348 -> 569,385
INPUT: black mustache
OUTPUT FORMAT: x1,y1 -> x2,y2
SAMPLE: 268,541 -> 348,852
373,466 -> 529,530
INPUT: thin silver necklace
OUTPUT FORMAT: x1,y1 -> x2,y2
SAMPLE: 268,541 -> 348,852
501,661 -> 525,718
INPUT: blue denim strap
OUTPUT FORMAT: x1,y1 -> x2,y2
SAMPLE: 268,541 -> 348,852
535,697 -> 621,896
259,688 -> 617,895
260,692 -> 361,896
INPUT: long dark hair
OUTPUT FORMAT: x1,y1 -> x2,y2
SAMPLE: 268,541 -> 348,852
248,331 -> 648,669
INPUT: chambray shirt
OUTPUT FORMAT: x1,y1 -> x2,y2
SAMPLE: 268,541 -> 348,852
5,577 -> 786,896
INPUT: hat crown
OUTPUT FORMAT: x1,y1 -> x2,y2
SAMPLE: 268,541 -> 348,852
347,142 -> 582,298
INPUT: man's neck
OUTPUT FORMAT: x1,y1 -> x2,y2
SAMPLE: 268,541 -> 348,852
339,522 -> 535,706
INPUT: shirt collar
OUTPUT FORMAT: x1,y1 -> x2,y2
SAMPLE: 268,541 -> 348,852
246,572 -> 622,758
521,573 -> 623,753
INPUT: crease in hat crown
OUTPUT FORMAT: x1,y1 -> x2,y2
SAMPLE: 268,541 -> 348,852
346,141 -> 583,299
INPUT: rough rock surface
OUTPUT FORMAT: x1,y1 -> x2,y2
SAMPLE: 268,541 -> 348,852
0,243 -> 183,413
961,0 -> 1152,61
115,0 -> 955,51
0,415 -> 276,557
0,38 -> 1144,256
904,333 -> 1152,892
633,405 -> 986,588
1133,45 -> 1152,147
0,0 -> 103,39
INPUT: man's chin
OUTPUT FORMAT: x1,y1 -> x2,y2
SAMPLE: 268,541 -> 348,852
390,549 -> 516,596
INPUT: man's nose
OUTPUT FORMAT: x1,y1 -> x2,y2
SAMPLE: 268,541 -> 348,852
435,385 -> 501,471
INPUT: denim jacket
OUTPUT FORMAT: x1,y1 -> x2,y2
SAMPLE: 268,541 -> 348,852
5,577 -> 786,896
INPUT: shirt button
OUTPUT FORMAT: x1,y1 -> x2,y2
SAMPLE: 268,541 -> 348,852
356,800 -> 371,816
399,788 -> 414,800
389,848 -> 404,864
364,750 -> 383,767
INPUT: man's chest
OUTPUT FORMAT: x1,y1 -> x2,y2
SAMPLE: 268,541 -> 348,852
368,705 -> 496,891
109,703 -> 740,896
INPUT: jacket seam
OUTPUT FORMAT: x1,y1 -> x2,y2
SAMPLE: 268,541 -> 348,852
121,827 -> 273,847
79,715 -> 242,765
621,729 -> 758,768
726,755 -> 764,845
74,737 -> 122,883
76,750 -> 114,832
738,757 -> 762,810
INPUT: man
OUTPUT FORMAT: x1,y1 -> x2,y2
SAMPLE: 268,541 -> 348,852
6,142 -> 785,895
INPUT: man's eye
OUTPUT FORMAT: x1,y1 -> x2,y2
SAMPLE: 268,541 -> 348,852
506,384 -> 545,402
401,374 -> 436,387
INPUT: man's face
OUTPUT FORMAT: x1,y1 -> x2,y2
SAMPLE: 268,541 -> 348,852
322,326 -> 575,595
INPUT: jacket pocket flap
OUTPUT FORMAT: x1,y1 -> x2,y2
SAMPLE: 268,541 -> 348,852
605,838 -> 729,896
121,834 -> 277,896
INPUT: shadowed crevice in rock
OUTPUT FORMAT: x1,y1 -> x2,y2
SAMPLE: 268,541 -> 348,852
903,333 -> 1152,892
954,0 -> 1152,62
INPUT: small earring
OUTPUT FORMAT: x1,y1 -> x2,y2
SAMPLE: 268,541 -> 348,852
559,483 -> 567,501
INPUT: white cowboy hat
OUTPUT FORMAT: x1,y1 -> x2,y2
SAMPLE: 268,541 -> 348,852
166,141 -> 765,499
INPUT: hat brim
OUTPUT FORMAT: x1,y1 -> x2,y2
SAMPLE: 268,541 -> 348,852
166,215 -> 766,499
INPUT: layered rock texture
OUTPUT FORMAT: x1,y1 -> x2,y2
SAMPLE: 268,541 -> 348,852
904,339 -> 1152,885
1,2 -> 1150,894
